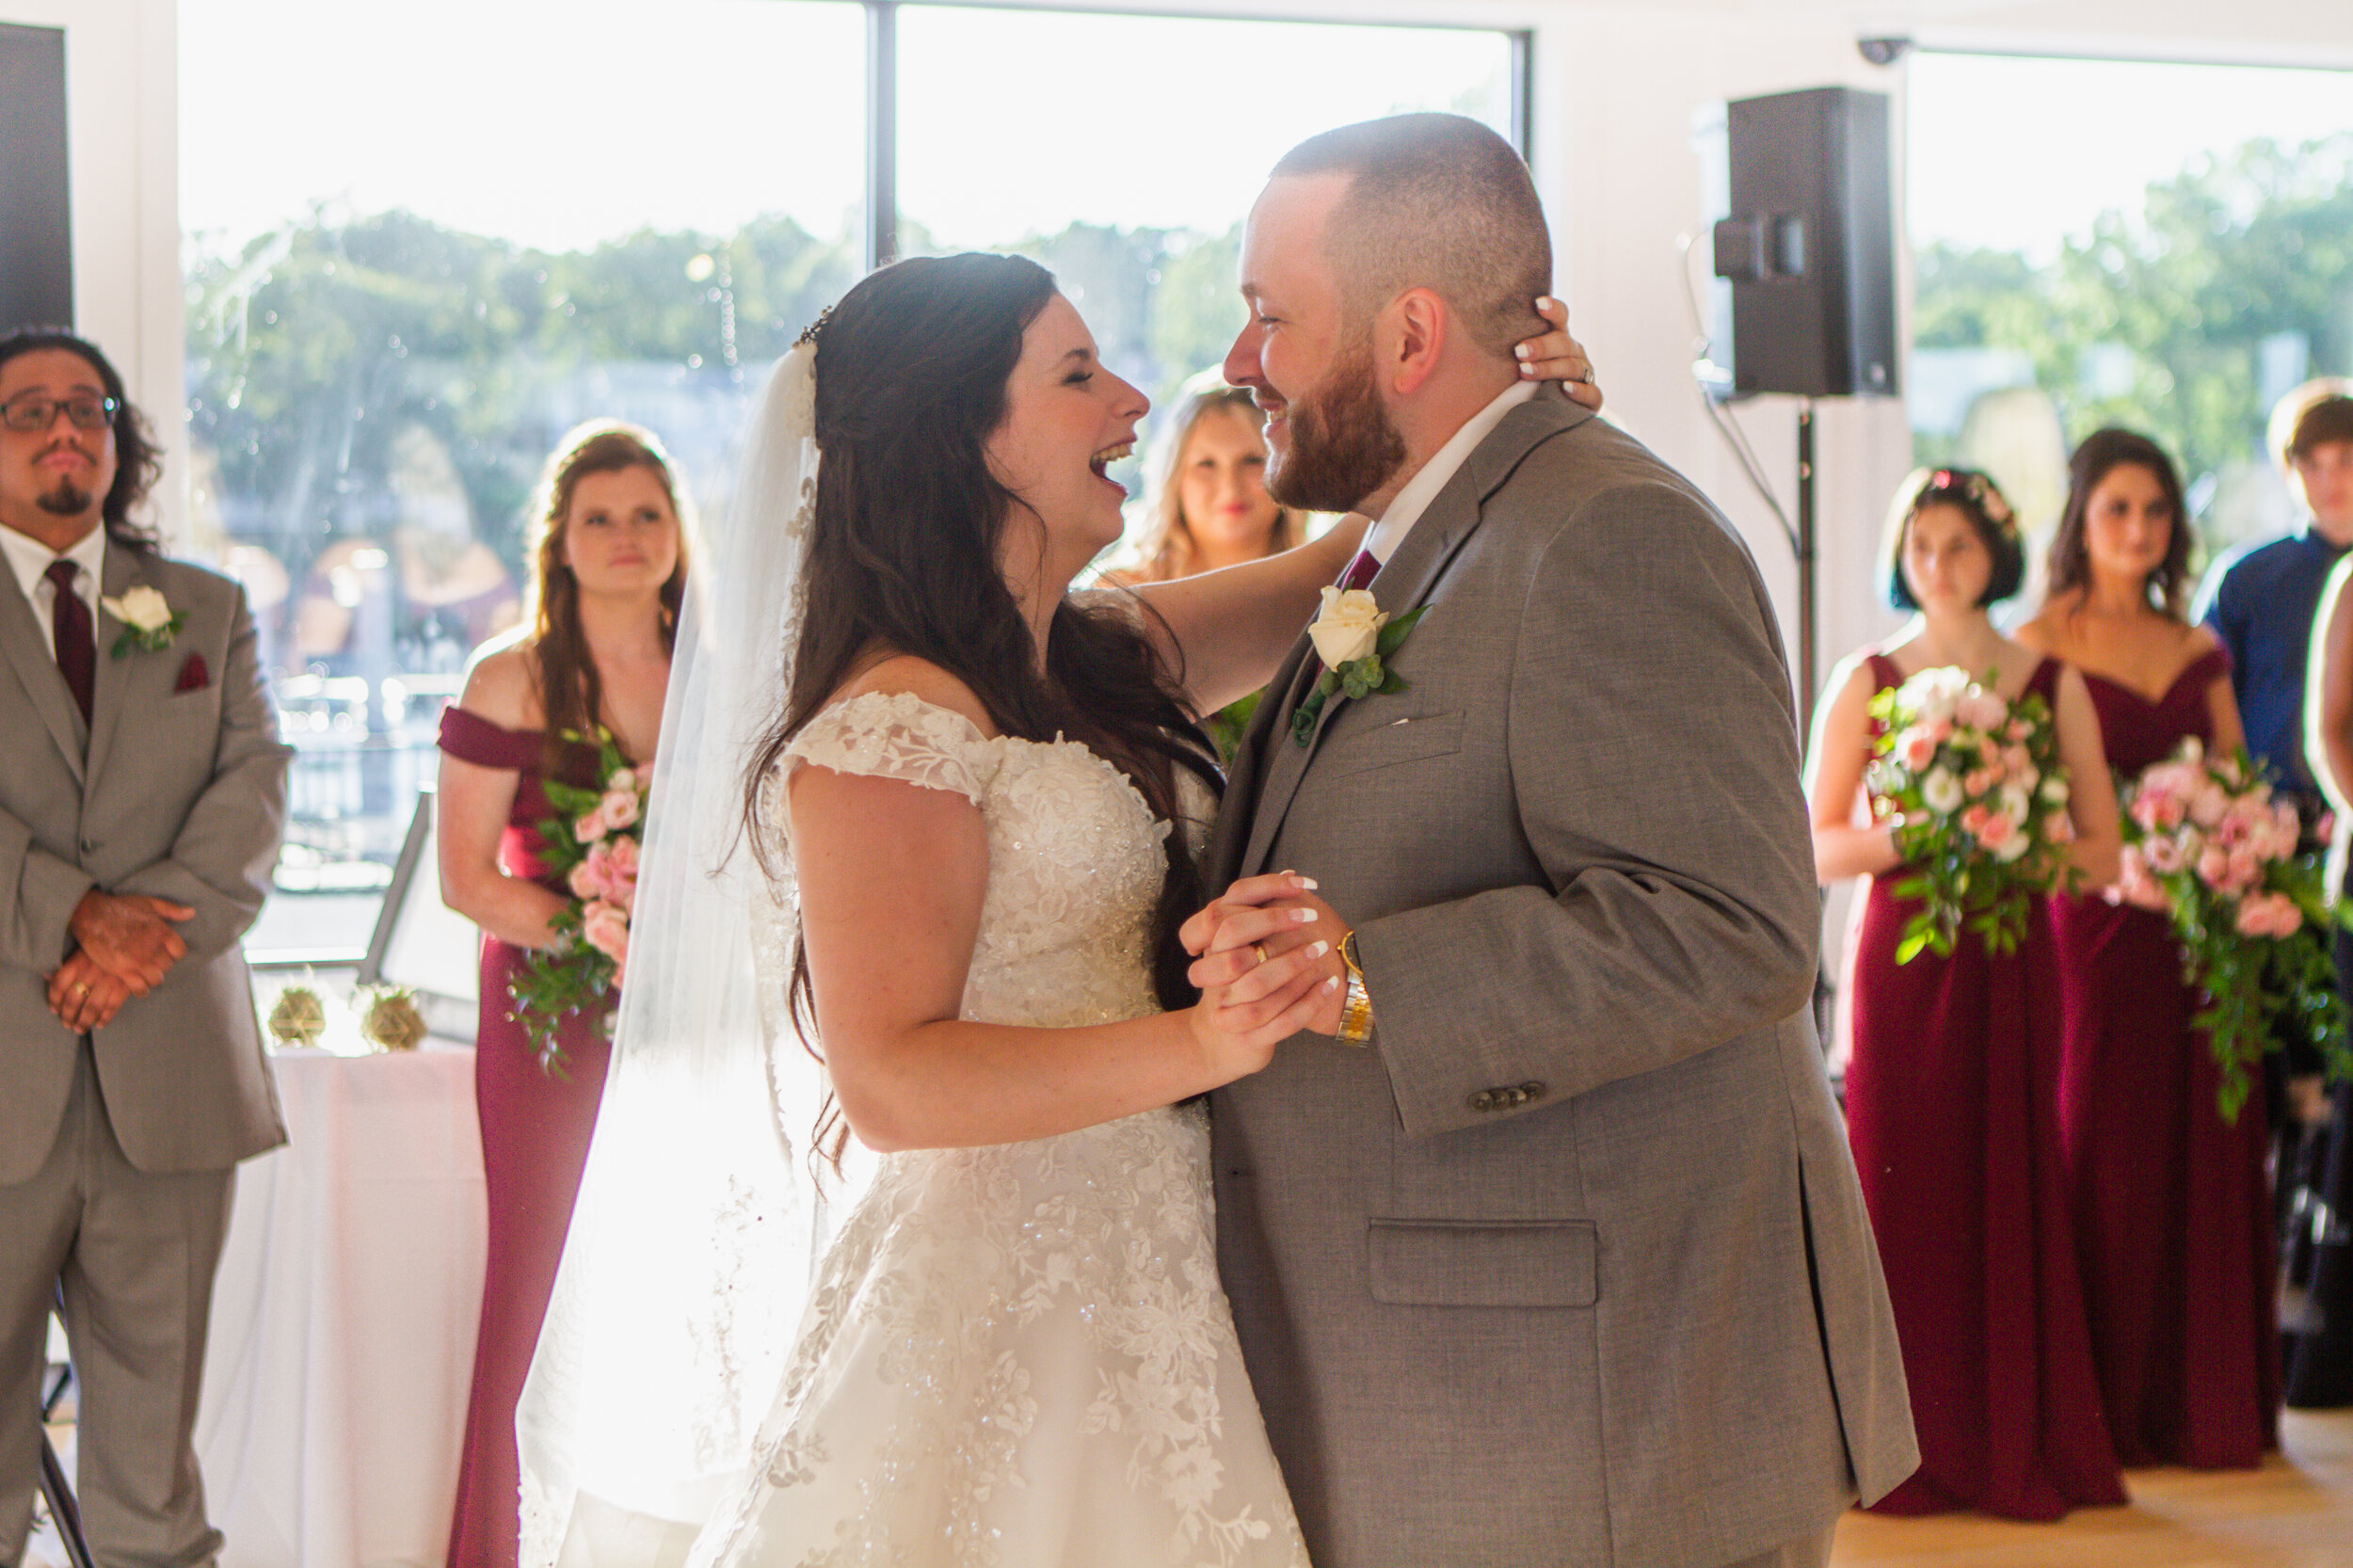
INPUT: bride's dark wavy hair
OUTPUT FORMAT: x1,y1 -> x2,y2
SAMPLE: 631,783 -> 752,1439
743,252 -> 1222,1162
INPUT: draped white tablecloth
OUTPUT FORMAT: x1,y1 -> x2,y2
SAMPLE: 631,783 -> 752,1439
195,1044 -> 484,1568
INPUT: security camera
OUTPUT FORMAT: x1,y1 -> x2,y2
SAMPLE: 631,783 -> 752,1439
1856,37 -> 1913,66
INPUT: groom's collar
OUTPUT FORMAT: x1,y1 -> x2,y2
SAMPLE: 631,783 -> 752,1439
1364,378 -> 1541,565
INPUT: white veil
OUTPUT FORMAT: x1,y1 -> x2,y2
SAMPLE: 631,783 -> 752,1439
516,344 -> 831,1563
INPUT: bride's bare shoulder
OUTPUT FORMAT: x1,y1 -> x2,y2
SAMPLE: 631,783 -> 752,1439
827,653 -> 1001,740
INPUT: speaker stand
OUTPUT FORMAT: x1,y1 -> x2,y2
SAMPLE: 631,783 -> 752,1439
1795,396 -> 1818,744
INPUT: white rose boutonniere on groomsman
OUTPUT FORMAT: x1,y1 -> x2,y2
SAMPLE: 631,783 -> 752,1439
100,584 -> 184,656
1289,586 -> 1427,745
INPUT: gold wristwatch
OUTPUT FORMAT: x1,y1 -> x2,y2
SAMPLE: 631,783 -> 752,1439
1336,929 -> 1373,1045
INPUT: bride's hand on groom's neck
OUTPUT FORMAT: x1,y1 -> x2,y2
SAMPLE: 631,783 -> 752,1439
1514,296 -> 1602,412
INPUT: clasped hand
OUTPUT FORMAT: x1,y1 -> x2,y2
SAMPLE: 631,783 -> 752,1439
46,889 -> 197,1032
1178,872 -> 1352,1076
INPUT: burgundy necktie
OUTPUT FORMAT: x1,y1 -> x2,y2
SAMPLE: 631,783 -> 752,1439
47,559 -> 93,725
1337,549 -> 1380,593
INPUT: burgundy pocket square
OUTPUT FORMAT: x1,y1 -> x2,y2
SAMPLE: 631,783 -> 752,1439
174,652 -> 210,694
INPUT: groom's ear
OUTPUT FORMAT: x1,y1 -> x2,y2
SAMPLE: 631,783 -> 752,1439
1385,288 -> 1449,397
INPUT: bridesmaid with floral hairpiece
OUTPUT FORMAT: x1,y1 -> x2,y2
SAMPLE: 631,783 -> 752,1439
2016,427 -> 2280,1471
1807,467 -> 2125,1520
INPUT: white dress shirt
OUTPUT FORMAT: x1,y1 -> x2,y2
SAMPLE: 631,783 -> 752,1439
0,519 -> 105,661
1364,378 -> 1541,565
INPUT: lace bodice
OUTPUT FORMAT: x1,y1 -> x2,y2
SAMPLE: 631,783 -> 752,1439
697,690 -> 1307,1567
770,688 -> 1193,1030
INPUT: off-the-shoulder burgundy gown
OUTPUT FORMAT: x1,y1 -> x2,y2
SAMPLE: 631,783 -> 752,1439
435,706 -> 616,1568
1844,652 -> 2126,1519
2049,643 -> 2281,1468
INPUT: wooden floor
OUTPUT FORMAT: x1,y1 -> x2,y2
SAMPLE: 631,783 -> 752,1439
1832,1411 -> 2353,1567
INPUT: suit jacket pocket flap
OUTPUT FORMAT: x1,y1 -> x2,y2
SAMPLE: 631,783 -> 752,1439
1367,1218 -> 1597,1308
1320,710 -> 1465,778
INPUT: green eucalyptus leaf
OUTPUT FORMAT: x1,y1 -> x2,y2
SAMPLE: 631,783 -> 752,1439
1376,604 -> 1428,657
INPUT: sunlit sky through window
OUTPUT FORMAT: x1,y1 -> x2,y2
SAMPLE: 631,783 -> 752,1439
1909,52 -> 2353,259
180,0 -> 1510,256
184,8 -> 2351,267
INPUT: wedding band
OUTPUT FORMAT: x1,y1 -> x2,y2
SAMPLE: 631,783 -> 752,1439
72,983 -> 88,994
1251,944 -> 1270,967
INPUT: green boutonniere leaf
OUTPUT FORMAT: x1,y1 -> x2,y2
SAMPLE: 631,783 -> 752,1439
1375,605 -> 1427,658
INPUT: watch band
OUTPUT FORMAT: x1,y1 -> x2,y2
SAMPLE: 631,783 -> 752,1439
1336,929 -> 1373,1045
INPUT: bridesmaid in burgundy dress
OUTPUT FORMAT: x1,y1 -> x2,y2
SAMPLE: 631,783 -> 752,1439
2017,427 -> 2280,1469
1808,468 -> 2126,1519
435,421 -> 688,1568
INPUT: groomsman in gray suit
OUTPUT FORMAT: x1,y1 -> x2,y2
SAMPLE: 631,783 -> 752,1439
1189,117 -> 1917,1567
0,330 -> 289,1567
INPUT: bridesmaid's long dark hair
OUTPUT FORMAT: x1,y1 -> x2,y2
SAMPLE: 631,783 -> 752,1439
2044,427 -> 2194,619
743,254 -> 1221,1154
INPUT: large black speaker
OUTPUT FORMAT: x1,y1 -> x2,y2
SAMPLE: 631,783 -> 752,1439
1,23 -> 73,332
1712,86 -> 1896,399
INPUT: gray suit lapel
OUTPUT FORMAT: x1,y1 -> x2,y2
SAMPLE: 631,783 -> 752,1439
85,543 -> 152,790
1235,393 -> 1594,878
1207,636 -> 1321,887
0,552 -> 88,784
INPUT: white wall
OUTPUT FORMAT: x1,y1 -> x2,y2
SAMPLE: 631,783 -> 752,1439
1,0 -> 184,542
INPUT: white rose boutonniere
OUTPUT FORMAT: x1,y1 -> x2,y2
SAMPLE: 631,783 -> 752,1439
1306,587 -> 1387,668
100,584 -> 184,657
1290,588 -> 1429,746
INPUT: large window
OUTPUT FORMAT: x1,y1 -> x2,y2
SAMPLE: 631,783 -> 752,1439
180,0 -> 1526,958
1907,53 -> 2353,556
898,8 -> 1518,411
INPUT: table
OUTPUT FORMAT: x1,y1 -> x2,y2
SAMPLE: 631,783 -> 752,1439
194,1044 -> 484,1568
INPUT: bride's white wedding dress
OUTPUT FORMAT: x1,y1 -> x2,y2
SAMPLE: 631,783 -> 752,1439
687,689 -> 1311,1568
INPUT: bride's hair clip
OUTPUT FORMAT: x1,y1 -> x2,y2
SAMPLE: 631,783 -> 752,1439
796,307 -> 835,349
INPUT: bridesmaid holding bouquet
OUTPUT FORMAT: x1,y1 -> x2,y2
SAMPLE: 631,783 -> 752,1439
1808,468 -> 2125,1519
2015,428 -> 2280,1471
434,421 -> 687,1568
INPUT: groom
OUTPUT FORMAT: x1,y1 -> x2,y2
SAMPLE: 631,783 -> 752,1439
1190,116 -> 1917,1567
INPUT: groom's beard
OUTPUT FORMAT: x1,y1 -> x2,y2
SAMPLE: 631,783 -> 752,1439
1265,341 -> 1406,515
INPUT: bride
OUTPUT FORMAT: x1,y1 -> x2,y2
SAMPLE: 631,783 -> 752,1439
516,252 -> 1595,1567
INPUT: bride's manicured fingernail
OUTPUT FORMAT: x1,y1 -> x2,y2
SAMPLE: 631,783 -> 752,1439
1521,361 -> 1539,377
1291,908 -> 1317,923
1513,342 -> 1532,360
1324,976 -> 1341,991
1293,874 -> 1318,889
1305,940 -> 1330,959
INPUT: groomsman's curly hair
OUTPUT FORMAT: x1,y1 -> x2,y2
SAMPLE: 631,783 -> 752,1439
1271,113 -> 1553,357
0,328 -> 164,552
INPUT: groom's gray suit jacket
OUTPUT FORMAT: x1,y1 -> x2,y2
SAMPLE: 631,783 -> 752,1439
1205,392 -> 1917,1568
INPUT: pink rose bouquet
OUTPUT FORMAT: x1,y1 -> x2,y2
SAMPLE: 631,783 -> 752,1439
2114,739 -> 2350,1122
1865,666 -> 2076,963
510,728 -> 650,1078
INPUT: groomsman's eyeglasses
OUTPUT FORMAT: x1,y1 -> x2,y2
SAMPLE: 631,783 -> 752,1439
0,394 -> 120,433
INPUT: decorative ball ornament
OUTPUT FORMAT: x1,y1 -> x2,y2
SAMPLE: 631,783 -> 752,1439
360,987 -> 428,1052
266,985 -> 328,1048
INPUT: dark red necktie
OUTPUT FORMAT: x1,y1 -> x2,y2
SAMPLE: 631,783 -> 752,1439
1337,549 -> 1380,593
46,559 -> 93,725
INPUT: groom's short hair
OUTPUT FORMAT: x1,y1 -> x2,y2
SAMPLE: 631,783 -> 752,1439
1272,114 -> 1551,358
